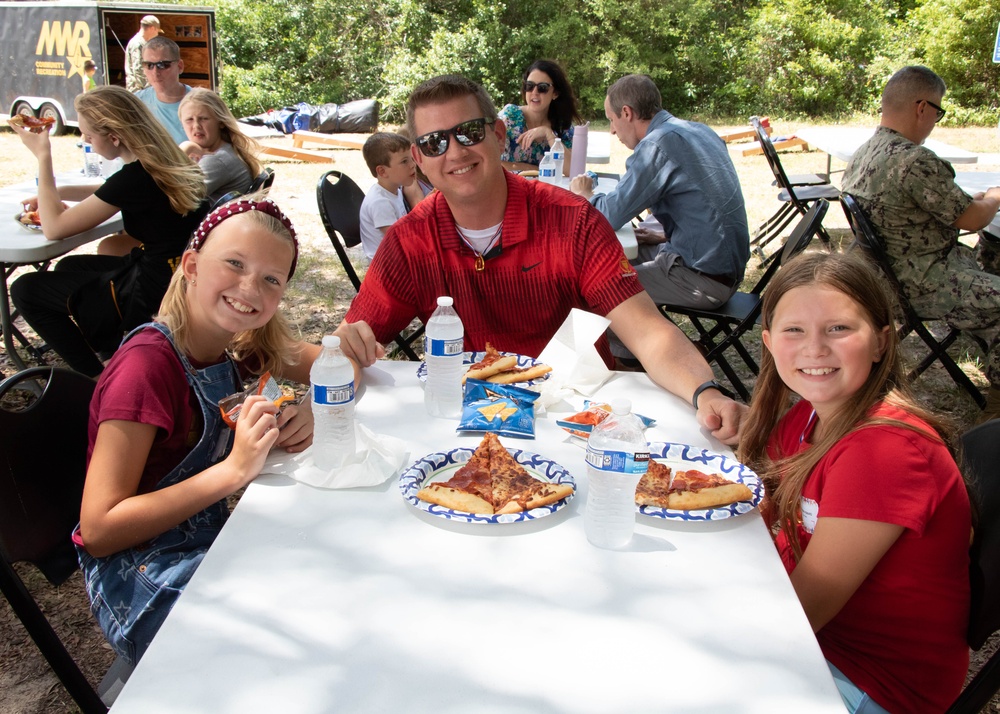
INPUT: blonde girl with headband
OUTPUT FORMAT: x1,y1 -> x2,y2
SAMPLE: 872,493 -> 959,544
9,84 -> 208,377
178,88 -> 263,203
739,251 -> 971,713
74,198 -> 339,665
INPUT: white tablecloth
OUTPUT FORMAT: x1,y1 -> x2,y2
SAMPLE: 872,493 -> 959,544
795,126 -> 978,174
109,362 -> 843,714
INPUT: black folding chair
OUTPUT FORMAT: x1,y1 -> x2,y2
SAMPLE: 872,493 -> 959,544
749,116 -> 838,263
249,167 -> 275,194
840,193 -> 986,408
315,170 -> 423,360
946,420 -> 1000,712
0,367 -> 108,713
658,200 -> 829,401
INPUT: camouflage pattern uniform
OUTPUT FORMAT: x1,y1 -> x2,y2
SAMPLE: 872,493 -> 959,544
124,33 -> 149,92
843,126 -> 1000,385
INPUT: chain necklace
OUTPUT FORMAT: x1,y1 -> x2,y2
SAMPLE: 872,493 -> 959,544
456,222 -> 503,271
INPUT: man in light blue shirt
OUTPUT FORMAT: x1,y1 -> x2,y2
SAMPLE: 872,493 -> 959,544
571,74 -> 750,310
135,37 -> 191,144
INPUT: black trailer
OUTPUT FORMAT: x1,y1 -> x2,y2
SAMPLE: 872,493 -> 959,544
0,1 -> 217,134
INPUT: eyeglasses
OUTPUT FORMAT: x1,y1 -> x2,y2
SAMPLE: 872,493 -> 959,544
143,60 -> 177,71
415,117 -> 492,157
523,81 -> 552,95
918,99 -> 946,123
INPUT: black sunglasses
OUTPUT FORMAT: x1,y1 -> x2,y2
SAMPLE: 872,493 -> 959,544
523,81 -> 552,95
415,117 -> 492,157
919,99 -> 946,123
143,60 -> 177,71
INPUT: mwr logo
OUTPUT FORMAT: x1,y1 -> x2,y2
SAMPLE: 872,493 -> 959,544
35,21 -> 92,80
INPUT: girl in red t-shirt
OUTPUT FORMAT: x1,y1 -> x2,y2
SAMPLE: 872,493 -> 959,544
76,198 -> 330,664
740,251 -> 971,713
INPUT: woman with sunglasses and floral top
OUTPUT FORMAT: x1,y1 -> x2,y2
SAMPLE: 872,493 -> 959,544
499,59 -> 581,175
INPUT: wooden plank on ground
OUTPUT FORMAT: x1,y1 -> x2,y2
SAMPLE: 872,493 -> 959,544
742,137 -> 809,156
259,144 -> 335,163
292,130 -> 367,150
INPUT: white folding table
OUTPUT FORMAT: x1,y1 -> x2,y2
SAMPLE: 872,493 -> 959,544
109,363 -> 844,714
0,175 -> 122,371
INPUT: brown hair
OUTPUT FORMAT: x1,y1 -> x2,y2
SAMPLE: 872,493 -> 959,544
74,85 -> 204,214
179,88 -> 262,177
738,251 -> 958,558
142,36 -> 180,61
406,74 -> 498,140
362,132 -> 412,177
155,194 -> 299,375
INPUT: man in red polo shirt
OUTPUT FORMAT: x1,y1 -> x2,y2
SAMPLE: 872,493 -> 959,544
336,74 -> 743,443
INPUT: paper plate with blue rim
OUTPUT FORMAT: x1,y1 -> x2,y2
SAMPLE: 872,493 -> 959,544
637,442 -> 762,521
416,351 -> 550,387
399,446 -> 575,523
15,211 -> 42,232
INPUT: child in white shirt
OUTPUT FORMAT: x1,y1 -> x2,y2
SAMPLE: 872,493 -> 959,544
359,132 -> 422,259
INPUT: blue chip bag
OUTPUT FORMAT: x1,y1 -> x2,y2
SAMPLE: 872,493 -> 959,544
555,400 -> 656,439
458,379 -> 539,438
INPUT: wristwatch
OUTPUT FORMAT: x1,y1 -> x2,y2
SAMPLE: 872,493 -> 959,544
691,380 -> 733,409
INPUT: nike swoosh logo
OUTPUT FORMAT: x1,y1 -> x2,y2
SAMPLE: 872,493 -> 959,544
522,262 -> 542,272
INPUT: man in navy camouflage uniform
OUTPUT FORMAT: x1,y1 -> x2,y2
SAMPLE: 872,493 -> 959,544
843,65 -> 1000,415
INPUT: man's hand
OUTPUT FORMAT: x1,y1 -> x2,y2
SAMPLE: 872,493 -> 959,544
634,225 -> 666,245
695,390 -> 747,446
569,175 -> 595,199
334,320 -> 385,367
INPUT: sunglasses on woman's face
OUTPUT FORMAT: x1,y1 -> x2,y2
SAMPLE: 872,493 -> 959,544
415,117 -> 492,157
143,60 -> 177,71
523,81 -> 552,94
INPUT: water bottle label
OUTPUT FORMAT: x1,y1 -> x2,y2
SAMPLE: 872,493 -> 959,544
540,167 -> 557,178
585,447 -> 649,475
313,382 -> 354,406
426,337 -> 463,357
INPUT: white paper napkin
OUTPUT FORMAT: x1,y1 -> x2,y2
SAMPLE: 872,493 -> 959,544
260,423 -> 409,489
535,308 -> 613,409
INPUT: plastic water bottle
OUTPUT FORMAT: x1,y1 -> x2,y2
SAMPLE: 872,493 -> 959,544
550,138 -> 565,178
424,296 -> 465,418
83,143 -> 101,177
310,335 -> 356,470
584,399 -> 650,549
538,151 -> 557,183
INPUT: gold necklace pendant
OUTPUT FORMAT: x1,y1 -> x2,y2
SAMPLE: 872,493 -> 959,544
474,254 -> 485,271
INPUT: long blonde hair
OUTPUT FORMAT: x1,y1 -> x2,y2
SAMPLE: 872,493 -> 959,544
155,197 -> 299,375
738,251 -> 958,558
74,85 -> 205,214
179,88 -> 262,178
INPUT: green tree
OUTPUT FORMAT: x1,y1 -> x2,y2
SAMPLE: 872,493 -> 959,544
909,0 -> 1000,116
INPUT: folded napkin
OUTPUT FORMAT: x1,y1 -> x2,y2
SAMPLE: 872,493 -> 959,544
261,423 -> 409,489
534,308 -> 613,411
569,122 -> 589,178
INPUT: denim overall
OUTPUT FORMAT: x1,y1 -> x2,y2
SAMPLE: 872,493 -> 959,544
76,322 -> 241,664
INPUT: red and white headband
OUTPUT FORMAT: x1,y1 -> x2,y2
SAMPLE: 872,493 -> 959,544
190,198 -> 299,278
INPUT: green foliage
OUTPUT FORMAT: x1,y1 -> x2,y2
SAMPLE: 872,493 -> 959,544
169,0 -> 997,123
910,0 -> 1000,113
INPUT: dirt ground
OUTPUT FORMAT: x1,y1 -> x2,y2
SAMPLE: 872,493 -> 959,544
1,120 -> 999,712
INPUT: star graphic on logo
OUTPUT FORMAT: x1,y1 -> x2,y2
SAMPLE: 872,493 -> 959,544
65,50 -> 89,80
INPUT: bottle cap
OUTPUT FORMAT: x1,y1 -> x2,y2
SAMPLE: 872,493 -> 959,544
437,296 -> 454,306
322,335 -> 340,349
609,399 -> 631,415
